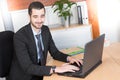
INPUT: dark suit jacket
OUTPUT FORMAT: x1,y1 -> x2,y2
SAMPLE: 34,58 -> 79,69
7,24 -> 68,80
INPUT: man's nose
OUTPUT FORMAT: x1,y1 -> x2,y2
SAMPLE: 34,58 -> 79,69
37,17 -> 42,22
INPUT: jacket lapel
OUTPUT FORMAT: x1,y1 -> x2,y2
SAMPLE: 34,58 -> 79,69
27,24 -> 38,63
41,26 -> 48,61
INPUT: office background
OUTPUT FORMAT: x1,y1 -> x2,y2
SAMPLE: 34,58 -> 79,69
0,0 -> 120,80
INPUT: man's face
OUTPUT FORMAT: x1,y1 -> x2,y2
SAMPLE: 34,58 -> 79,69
30,8 -> 45,30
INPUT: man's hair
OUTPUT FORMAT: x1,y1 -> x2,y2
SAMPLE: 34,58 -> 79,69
28,1 -> 45,15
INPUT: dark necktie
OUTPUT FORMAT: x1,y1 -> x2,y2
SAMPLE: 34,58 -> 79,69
36,34 -> 45,65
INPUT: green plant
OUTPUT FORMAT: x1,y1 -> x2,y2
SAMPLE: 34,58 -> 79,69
52,0 -> 76,20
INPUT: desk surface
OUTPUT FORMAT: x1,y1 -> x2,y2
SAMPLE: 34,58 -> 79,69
44,43 -> 120,80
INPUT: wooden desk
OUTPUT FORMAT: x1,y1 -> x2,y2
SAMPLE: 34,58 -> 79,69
44,43 -> 120,80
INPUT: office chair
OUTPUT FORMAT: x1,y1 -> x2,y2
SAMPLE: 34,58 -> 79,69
0,31 -> 14,78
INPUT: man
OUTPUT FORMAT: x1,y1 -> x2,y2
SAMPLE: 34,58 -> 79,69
7,1 -> 82,80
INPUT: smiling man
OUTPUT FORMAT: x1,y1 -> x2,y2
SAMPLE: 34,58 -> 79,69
7,1 -> 82,80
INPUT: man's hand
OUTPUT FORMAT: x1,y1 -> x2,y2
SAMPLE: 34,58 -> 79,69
67,56 -> 83,66
55,63 -> 80,73
50,56 -> 83,74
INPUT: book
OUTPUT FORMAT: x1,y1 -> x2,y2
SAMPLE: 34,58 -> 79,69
61,47 -> 84,56
67,47 -> 84,56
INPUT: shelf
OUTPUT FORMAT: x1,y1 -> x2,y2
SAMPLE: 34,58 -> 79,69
50,24 -> 91,31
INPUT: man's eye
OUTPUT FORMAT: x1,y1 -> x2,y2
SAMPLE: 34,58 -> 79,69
33,15 -> 38,18
41,15 -> 45,18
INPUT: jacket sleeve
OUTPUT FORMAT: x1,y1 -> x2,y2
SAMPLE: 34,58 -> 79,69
46,27 -> 69,62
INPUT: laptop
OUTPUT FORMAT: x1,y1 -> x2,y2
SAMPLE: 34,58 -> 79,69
58,34 -> 105,78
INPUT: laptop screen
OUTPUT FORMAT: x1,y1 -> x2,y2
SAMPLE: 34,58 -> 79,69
82,34 -> 105,74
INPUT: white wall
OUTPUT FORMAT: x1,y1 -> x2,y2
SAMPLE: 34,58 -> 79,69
10,10 -> 29,32
97,0 -> 120,43
0,11 -> 5,32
